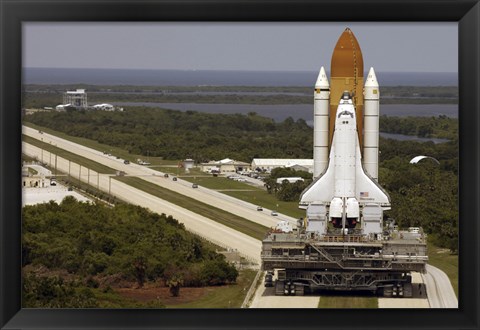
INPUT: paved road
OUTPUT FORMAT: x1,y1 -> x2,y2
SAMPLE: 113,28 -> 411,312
422,264 -> 458,308
23,142 -> 262,264
23,126 -> 297,229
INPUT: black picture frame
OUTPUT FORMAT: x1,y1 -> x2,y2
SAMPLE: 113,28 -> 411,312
1,0 -> 479,329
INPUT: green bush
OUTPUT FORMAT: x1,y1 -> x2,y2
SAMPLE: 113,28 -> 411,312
22,199 -> 239,286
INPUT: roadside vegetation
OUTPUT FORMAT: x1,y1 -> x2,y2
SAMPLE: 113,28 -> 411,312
380,115 -> 457,140
165,269 -> 257,308
262,167 -> 313,201
22,198 -> 240,308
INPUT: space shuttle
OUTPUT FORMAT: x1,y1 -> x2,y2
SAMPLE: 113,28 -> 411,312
300,28 -> 390,234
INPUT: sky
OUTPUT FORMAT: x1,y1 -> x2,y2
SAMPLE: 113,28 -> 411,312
23,22 -> 457,73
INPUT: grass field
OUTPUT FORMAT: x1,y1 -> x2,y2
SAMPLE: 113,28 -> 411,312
427,242 -> 458,298
92,288 -> 166,308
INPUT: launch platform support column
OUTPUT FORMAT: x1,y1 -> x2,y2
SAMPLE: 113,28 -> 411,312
313,66 -> 330,178
363,67 -> 380,181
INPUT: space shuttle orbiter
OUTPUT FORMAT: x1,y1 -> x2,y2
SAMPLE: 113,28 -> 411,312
300,28 -> 390,233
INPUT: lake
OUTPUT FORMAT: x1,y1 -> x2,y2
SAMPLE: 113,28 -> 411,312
379,132 -> 450,144
109,102 -> 458,123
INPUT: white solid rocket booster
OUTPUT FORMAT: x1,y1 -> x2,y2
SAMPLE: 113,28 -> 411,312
313,66 -> 330,178
363,67 -> 380,181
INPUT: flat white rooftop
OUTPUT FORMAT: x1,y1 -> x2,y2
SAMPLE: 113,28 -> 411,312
22,182 -> 91,206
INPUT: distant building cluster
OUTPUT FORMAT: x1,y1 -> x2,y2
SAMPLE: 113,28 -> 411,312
22,162 -> 54,188
251,159 -> 313,173
55,89 -> 123,112
200,158 -> 250,173
199,158 -> 314,174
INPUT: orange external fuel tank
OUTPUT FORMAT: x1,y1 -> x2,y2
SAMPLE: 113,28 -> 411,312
330,28 -> 364,149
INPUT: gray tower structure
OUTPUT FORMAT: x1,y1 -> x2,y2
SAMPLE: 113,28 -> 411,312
63,89 -> 88,109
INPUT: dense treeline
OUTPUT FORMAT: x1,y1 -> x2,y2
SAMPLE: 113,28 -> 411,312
22,198 -> 238,307
25,84 -> 458,97
263,168 -> 313,201
23,272 -> 99,308
378,138 -> 458,251
23,85 -> 458,108
26,107 -> 313,162
23,91 -> 457,107
380,115 -> 458,140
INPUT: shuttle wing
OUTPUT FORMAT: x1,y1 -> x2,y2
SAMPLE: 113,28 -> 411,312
300,146 -> 336,205
354,135 -> 391,208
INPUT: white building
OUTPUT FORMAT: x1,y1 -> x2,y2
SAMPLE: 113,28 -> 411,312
93,103 -> 115,111
183,159 -> 195,172
22,163 -> 52,188
55,103 -> 72,111
201,158 -> 250,173
251,159 -> 314,173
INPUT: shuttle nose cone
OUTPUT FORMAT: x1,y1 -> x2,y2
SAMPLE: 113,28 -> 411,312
315,66 -> 330,89
365,67 -> 379,87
